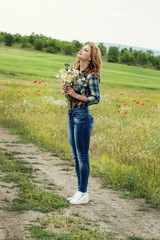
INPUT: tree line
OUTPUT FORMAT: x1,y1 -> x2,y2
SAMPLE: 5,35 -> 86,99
0,32 -> 160,70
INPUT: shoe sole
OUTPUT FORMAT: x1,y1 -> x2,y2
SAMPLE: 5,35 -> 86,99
70,200 -> 89,205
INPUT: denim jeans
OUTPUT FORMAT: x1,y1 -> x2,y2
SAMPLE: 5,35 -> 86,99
68,107 -> 94,193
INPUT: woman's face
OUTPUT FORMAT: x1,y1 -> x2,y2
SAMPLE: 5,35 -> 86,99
77,45 -> 91,62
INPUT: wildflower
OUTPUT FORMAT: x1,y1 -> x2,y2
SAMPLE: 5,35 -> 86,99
136,102 -> 140,104
146,99 -> 149,102
133,100 -> 136,102
56,75 -> 60,78
39,82 -> 41,84
45,84 -> 47,86
57,63 -> 79,103
18,90 -> 21,93
42,80 -> 44,82
142,103 -> 145,105
124,112 -> 127,114
124,103 -> 126,106
117,111 -> 120,113
118,105 -> 121,108
34,81 -> 37,83
23,95 -> 25,97
120,93 -> 124,95
37,90 -> 40,92
5,84 -> 8,86
81,77 -> 85,81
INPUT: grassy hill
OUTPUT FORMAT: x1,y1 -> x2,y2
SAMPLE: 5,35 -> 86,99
0,46 -> 160,89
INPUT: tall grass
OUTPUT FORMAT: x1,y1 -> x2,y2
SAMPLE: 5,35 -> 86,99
0,47 -> 160,208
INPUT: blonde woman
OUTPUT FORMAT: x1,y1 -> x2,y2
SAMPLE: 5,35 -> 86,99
63,43 -> 101,204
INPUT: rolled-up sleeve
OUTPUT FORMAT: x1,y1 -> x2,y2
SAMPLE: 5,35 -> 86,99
86,75 -> 100,105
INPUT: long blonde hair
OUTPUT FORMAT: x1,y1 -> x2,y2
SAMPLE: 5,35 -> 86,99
73,43 -> 102,83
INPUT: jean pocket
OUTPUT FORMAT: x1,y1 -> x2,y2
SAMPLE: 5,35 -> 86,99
73,112 -> 86,121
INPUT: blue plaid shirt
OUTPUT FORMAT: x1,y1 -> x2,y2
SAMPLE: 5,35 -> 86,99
69,69 -> 100,109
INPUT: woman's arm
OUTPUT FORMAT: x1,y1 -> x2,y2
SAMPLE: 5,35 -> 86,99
66,86 -> 87,102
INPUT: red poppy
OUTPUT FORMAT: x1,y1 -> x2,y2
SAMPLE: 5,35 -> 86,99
142,103 -> 145,105
117,111 -> 120,113
146,99 -> 149,102
42,80 -> 44,82
34,92 -> 37,93
136,102 -> 140,104
18,90 -> 21,93
45,84 -> 47,86
37,90 -> 40,92
34,81 -> 37,83
124,104 -> 126,106
5,84 -> 8,86
124,112 -> 127,114
39,82 -> 41,84
63,92 -> 65,96
23,95 -> 25,97
120,93 -> 124,95
133,100 -> 136,102
118,105 -> 121,108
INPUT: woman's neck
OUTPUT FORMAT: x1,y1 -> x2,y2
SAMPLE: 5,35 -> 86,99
80,61 -> 89,72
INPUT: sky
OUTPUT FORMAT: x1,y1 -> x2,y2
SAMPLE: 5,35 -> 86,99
0,0 -> 160,51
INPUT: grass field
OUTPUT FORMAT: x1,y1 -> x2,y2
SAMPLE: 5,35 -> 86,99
0,46 -> 160,208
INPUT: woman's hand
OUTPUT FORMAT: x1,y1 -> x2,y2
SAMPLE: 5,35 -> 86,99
66,86 -> 77,98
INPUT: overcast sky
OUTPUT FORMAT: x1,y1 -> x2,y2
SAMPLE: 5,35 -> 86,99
0,0 -> 160,51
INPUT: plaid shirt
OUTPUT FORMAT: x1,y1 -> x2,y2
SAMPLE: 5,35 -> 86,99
68,69 -> 100,109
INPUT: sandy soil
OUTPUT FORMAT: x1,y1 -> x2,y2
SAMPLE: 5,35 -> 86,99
0,127 -> 160,239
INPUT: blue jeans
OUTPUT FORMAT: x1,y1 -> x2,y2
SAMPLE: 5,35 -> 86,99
68,107 -> 94,193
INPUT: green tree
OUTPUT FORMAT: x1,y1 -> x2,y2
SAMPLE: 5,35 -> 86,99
4,33 -> 14,46
146,50 -> 154,66
29,32 -> 36,45
46,39 -> 62,53
108,46 -> 119,63
120,48 -> 135,65
34,39 -> 44,51
63,42 -> 76,56
21,36 -> 31,48
72,40 -> 83,51
0,32 -> 4,42
14,33 -> 21,43
98,43 -> 106,56
154,56 -> 160,70
136,51 -> 148,65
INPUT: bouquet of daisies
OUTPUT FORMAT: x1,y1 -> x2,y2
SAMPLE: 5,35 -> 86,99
56,63 -> 79,102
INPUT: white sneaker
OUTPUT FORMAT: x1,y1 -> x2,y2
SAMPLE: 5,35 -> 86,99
67,191 -> 81,201
70,192 -> 89,205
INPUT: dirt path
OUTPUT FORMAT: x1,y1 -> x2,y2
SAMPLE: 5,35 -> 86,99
0,127 -> 160,239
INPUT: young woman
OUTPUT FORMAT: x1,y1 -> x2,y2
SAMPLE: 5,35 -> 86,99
63,43 -> 101,204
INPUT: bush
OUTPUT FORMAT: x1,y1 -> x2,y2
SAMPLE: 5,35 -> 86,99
34,39 -> 44,51
21,36 -> 32,48
108,46 -> 119,63
98,43 -> 107,56
120,49 -> 136,65
63,42 -> 76,56
4,33 -> 14,46
46,39 -> 61,53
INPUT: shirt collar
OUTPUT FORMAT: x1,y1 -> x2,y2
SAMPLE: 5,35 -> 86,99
77,68 -> 87,74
